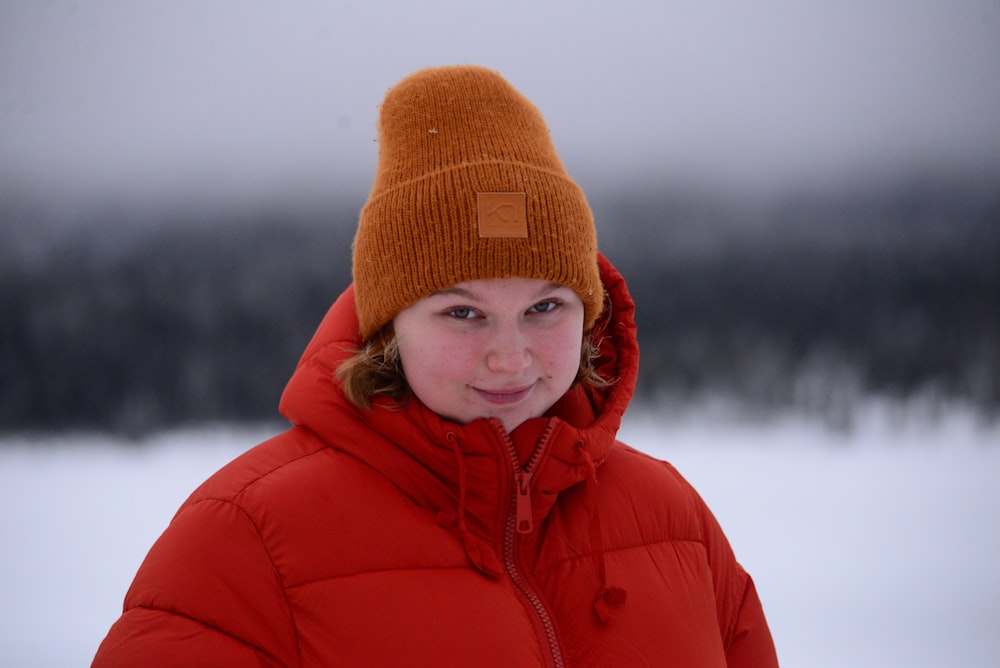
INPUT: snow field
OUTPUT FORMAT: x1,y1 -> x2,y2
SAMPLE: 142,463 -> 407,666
1,405 -> 997,667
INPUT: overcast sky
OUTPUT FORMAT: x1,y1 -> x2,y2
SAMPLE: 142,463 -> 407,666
2,0 -> 999,209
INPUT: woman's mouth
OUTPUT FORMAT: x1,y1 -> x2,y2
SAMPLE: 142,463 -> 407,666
473,384 -> 534,405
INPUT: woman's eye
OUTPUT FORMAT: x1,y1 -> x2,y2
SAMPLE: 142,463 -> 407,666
530,300 -> 558,314
448,307 -> 476,319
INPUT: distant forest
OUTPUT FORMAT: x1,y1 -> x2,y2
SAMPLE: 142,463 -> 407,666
2,176 -> 998,434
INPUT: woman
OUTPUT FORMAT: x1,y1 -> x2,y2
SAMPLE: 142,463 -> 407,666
94,65 -> 778,667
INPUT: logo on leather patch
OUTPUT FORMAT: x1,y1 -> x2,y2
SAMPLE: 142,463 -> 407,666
477,192 -> 527,238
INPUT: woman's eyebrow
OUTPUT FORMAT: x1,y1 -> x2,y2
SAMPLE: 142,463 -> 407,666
429,286 -> 479,300
534,282 -> 565,298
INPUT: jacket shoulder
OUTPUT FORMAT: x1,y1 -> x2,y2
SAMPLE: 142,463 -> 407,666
601,441 -> 746,577
597,442 -> 713,536
95,431 -> 324,667
180,427 -> 330,509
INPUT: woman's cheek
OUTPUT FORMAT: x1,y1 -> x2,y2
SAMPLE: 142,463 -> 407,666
541,332 -> 575,366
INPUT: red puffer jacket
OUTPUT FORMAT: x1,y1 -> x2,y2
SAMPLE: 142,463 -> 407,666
93,254 -> 777,667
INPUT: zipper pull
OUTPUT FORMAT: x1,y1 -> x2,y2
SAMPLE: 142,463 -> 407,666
516,470 -> 533,534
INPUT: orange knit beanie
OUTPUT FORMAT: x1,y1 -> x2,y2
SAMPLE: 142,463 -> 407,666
352,65 -> 602,340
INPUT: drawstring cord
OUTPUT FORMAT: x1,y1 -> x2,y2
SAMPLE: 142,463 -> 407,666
578,441 -> 628,624
443,432 -> 502,578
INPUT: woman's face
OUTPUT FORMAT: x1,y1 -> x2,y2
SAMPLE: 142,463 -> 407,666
393,278 -> 585,433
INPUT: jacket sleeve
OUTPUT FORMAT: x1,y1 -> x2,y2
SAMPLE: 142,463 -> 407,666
724,573 -> 779,667
92,497 -> 299,667
691,484 -> 779,668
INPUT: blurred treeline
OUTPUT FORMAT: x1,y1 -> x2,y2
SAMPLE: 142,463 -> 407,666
2,175 -> 998,434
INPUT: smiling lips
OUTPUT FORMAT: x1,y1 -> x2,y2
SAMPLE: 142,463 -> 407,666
473,384 -> 534,405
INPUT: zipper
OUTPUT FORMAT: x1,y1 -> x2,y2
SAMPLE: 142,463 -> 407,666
493,420 -> 566,668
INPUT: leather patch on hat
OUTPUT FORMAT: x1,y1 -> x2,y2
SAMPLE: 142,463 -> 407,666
477,192 -> 528,238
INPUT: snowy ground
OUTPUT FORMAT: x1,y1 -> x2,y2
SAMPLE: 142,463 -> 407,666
1,402 -> 997,667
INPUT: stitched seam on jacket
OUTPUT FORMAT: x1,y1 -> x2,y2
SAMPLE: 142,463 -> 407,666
226,438 -> 330,501
285,563 -> 476,591
128,604 -> 276,667
544,536 -> 704,568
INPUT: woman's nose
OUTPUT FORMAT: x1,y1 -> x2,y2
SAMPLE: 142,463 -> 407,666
485,325 -> 531,374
